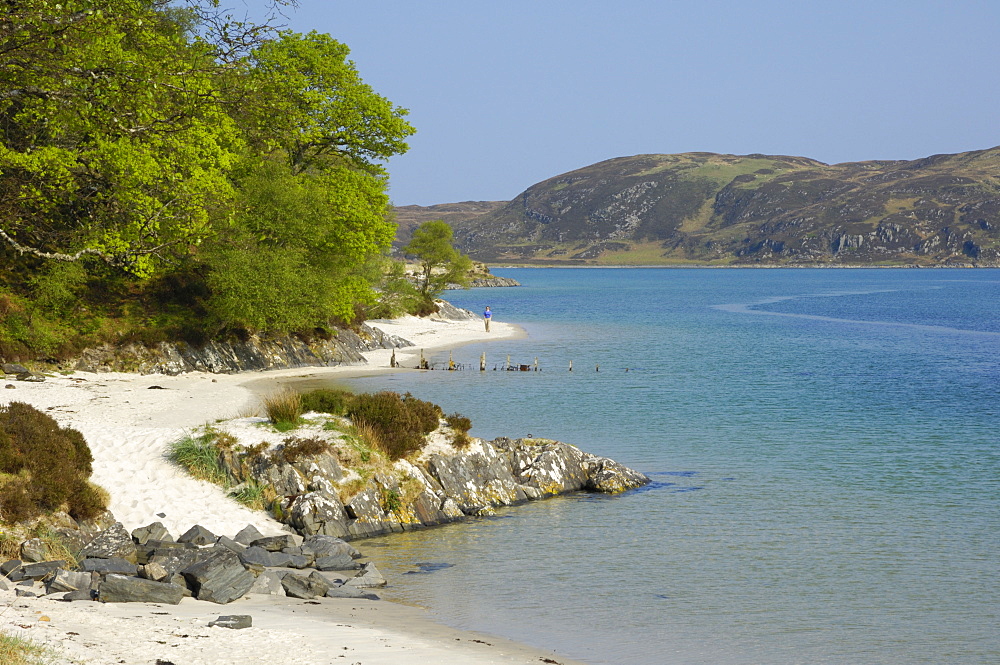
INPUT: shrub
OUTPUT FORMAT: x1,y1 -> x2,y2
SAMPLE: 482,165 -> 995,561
446,412 -> 473,449
300,388 -> 354,416
262,389 -> 303,426
278,437 -> 330,463
0,402 -> 107,523
346,391 -> 443,461
229,480 -> 267,511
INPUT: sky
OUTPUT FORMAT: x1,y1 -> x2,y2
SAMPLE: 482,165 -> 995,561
235,0 -> 1000,206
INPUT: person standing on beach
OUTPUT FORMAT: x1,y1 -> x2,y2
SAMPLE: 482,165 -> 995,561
484,306 -> 492,332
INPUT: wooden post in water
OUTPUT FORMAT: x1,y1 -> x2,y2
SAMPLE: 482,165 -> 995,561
506,353 -> 511,371
390,349 -> 397,368
596,364 -> 600,372
569,360 -> 573,372
448,350 -> 455,371
419,349 -> 429,370
480,352 -> 486,371
534,357 -> 539,372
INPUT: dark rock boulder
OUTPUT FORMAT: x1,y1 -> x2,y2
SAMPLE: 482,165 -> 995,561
209,615 -> 252,629
20,560 -> 67,580
287,492 -> 349,538
180,549 -> 255,604
80,523 -> 137,561
178,524 -> 216,546
80,557 -> 138,576
233,524 -> 266,546
281,571 -> 331,599
99,574 -> 184,604
250,534 -> 299,552
131,522 -> 173,545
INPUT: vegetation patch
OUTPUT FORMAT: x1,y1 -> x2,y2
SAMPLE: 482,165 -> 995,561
0,630 -> 53,665
0,402 -> 108,523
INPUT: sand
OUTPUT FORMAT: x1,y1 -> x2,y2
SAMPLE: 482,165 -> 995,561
0,313 -> 586,665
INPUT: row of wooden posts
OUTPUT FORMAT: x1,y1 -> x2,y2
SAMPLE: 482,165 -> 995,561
389,349 -> 613,372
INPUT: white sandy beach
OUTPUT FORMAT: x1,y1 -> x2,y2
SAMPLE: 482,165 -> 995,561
0,313 -> 585,665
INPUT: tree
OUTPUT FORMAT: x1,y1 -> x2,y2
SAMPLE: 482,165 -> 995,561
403,220 -> 472,306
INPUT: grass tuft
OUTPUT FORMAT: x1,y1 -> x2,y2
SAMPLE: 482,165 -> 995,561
262,389 -> 302,427
167,429 -> 229,486
0,630 -> 55,665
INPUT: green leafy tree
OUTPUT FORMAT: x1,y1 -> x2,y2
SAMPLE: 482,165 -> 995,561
403,220 -> 472,306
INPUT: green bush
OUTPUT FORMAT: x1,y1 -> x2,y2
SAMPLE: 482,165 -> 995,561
300,388 -> 354,416
446,412 -> 473,449
346,391 -> 443,461
0,402 -> 107,522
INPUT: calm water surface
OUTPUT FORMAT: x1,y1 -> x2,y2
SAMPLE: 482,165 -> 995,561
327,269 -> 999,665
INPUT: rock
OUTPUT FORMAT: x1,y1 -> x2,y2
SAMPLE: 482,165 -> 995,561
4,384 -> 14,389
209,615 -> 252,629
16,372 -> 45,382
21,560 -> 67,580
247,571 -> 285,596
343,562 -> 386,588
300,535 -> 361,560
62,588 -> 95,601
583,456 -> 650,493
238,546 -> 279,568
343,488 -> 384,521
79,557 -> 138,576
0,576 -> 7,591
233,524 -> 266,546
180,549 -> 255,604
1,559 -> 24,581
325,586 -> 380,600
281,571 -> 331,600
47,570 -> 94,594
80,523 -> 137,561
19,539 -> 49,563
2,363 -> 28,374
138,562 -> 169,582
287,492 -> 350,538
178,524 -> 217,546
99,574 -> 184,604
250,535 -> 300,552
147,549 -> 204,577
131,522 -> 173,545
15,588 -> 37,597
314,554 -> 361,571
215,536 -> 245,554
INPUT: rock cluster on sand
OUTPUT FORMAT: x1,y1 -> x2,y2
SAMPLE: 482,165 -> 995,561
224,435 -> 650,541
1,517 -> 383,606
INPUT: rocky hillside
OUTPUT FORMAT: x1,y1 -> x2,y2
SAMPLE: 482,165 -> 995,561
398,147 -> 1000,266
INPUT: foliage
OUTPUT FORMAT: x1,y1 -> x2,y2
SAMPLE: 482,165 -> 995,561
167,429 -> 229,486
277,437 -> 330,463
262,389 -> 303,427
446,412 -> 473,449
300,388 -> 354,416
368,258 -> 424,319
0,2 -> 416,358
228,480 -> 267,511
346,391 -> 443,460
0,402 -> 106,522
402,220 -> 473,306
0,629 -> 53,665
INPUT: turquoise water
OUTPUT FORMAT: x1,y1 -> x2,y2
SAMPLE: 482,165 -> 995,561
340,269 -> 1000,665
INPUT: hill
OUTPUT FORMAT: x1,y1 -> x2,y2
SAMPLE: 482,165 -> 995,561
396,148 -> 1000,266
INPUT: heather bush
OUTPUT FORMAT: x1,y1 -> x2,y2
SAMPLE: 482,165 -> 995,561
299,388 -> 354,416
0,402 -> 107,522
278,437 -> 330,463
346,391 -> 443,460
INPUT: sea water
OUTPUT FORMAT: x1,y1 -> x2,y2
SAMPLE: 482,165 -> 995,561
326,269 -> 999,665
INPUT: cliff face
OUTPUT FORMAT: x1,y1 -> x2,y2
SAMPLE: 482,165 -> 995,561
71,324 -> 412,375
398,147 -> 1000,266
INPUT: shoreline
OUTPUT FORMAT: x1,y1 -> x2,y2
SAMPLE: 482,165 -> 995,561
0,313 -> 594,665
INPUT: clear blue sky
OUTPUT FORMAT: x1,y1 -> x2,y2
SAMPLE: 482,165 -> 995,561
236,0 -> 1000,206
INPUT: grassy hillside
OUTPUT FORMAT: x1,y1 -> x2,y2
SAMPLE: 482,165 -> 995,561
396,148 -> 1000,266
